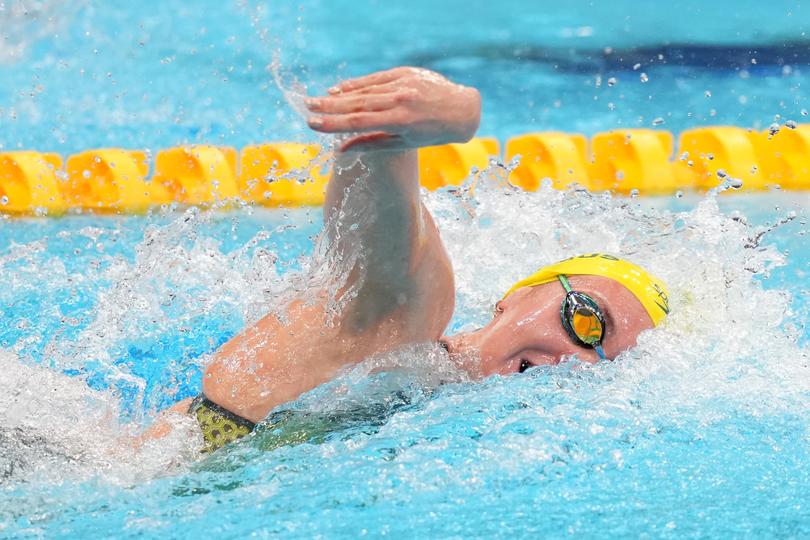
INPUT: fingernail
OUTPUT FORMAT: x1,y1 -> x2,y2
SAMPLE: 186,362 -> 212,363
327,86 -> 341,94
305,97 -> 317,106
308,117 -> 323,128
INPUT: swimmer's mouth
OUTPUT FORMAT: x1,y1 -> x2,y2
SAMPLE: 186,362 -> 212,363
438,340 -> 450,352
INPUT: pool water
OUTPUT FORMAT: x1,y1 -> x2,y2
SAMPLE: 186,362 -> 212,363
2,187 -> 809,538
2,1 -> 810,538
1,0 -> 808,152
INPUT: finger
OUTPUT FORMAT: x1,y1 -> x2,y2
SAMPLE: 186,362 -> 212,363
305,93 -> 401,114
334,80 -> 401,96
307,110 -> 403,134
328,68 -> 406,94
340,132 -> 405,152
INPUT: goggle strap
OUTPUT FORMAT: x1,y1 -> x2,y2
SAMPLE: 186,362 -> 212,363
595,344 -> 606,360
558,275 -> 573,293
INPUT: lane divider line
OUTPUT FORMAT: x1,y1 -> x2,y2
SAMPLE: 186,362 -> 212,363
3,125 -> 809,215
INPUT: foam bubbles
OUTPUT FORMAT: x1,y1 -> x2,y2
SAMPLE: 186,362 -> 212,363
424,166 -> 809,421
0,168 -> 809,536
0,349 -> 200,486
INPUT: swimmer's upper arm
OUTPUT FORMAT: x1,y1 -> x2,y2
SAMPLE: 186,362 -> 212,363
413,203 -> 455,337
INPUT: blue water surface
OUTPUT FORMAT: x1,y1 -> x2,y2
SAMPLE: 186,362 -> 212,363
1,194 -> 809,539
2,1 -> 810,538
0,0 -> 808,153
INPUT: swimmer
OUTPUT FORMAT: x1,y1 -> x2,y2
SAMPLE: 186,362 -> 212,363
144,67 -> 670,453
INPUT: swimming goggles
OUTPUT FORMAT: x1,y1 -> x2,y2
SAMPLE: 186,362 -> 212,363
558,275 -> 607,360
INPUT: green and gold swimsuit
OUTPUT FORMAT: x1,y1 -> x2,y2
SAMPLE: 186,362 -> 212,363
188,395 -> 256,453
188,387 -> 421,454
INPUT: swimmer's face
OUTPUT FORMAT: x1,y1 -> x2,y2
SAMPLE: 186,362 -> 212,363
441,276 -> 654,377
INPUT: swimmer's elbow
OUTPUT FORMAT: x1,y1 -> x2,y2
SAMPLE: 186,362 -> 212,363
455,87 -> 482,143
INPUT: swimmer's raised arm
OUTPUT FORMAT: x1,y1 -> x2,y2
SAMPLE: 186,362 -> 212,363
306,67 -> 481,336
181,68 -> 480,429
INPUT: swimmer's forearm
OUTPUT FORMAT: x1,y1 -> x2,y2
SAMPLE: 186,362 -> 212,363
325,149 -> 425,328
325,150 -> 419,221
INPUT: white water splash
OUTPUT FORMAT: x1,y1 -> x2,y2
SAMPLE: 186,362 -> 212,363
234,0 -> 344,171
425,170 -> 810,417
0,349 -> 201,487
0,171 -> 807,486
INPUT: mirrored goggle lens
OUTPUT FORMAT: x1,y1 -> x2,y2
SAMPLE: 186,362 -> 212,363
571,307 -> 603,345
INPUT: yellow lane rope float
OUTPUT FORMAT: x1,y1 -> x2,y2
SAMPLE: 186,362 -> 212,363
2,124 -> 809,215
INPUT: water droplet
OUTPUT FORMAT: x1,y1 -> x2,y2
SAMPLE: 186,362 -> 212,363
679,151 -> 689,161
716,169 -> 727,179
785,120 -> 798,129
607,77 -> 617,87
82,170 -> 91,179
704,90 -> 712,98
675,190 -> 684,198
632,63 -> 641,71
750,165 -> 758,174
640,72 -> 649,83
706,153 -> 714,161
727,177 -> 743,189
630,188 -> 639,198
801,109 -> 808,117
0,195 -> 8,206
768,123 -> 780,137
651,117 -> 665,126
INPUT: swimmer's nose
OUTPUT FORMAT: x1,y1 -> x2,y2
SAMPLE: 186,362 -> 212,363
440,334 -> 469,357
440,334 -> 483,378
438,337 -> 451,353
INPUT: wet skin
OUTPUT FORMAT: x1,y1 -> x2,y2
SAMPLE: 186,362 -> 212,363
142,67 -> 654,443
139,274 -> 655,444
442,275 -> 655,377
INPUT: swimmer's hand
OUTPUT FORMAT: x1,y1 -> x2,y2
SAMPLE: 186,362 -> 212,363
305,67 -> 481,152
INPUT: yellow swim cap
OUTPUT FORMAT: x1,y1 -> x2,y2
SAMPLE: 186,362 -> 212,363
502,253 -> 670,325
